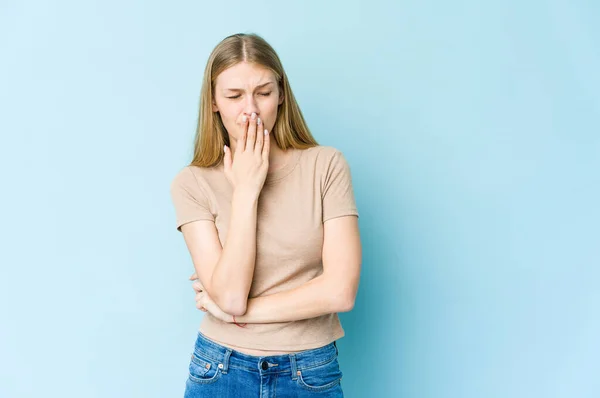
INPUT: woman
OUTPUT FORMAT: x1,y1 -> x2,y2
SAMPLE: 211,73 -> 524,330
170,33 -> 362,397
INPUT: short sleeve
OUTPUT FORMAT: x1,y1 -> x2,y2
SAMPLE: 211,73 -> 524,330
322,150 -> 359,222
170,167 -> 214,232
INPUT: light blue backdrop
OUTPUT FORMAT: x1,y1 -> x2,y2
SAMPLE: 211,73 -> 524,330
1,1 -> 598,397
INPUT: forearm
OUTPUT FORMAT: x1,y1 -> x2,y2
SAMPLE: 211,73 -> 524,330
210,189 -> 259,315
234,274 -> 355,324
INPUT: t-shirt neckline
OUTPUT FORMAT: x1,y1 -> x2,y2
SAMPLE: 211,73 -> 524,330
265,148 -> 301,184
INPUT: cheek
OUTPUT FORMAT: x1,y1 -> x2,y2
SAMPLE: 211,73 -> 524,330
217,104 -> 244,135
261,98 -> 280,123
218,102 -> 242,121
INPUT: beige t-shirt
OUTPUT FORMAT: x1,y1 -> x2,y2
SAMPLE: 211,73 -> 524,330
170,145 -> 359,351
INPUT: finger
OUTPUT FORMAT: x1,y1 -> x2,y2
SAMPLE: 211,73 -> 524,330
200,307 -> 207,312
254,116 -> 264,154
192,279 -> 204,289
262,128 -> 270,163
237,115 -> 248,153
192,281 -> 203,292
189,272 -> 198,281
246,112 -> 257,151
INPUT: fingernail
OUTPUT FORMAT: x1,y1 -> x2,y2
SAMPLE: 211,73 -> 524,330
257,117 -> 261,125
264,129 -> 268,135
251,112 -> 257,120
242,115 -> 247,122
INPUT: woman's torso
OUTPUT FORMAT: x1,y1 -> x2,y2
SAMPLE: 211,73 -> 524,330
172,145 -> 357,353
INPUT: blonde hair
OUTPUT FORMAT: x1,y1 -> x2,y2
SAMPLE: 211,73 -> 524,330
190,33 -> 318,168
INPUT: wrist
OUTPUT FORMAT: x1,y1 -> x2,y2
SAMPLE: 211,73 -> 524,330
232,187 -> 260,202
232,314 -> 247,328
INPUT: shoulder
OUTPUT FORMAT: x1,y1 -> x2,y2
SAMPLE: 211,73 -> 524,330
300,145 -> 348,166
170,165 -> 220,196
171,164 -> 223,185
297,146 -> 354,189
170,166 -> 197,191
301,145 -> 353,171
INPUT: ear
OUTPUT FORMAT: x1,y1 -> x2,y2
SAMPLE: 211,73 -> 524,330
212,100 -> 219,112
278,91 -> 284,105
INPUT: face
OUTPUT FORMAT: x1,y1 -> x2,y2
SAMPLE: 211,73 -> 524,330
212,62 -> 284,143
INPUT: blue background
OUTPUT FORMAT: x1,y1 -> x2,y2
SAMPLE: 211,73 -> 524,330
1,1 -> 598,397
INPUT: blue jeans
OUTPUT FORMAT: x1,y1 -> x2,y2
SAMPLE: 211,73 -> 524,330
183,332 -> 344,397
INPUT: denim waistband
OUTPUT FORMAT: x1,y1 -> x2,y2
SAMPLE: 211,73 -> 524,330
193,332 -> 338,376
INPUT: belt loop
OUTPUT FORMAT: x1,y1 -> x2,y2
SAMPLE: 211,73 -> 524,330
334,341 -> 338,355
221,349 -> 232,374
289,353 -> 298,380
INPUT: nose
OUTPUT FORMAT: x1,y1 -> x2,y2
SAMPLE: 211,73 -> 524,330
242,95 -> 260,118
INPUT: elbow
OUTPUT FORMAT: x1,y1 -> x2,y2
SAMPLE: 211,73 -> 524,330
210,275 -> 249,316
215,293 -> 248,316
324,276 -> 358,313
224,302 -> 247,317
337,295 -> 356,313
326,276 -> 358,313
333,290 -> 356,313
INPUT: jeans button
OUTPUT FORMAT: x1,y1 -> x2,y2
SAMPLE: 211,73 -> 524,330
261,361 -> 268,370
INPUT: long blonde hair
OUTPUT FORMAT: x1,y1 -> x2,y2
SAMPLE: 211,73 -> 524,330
190,33 -> 318,168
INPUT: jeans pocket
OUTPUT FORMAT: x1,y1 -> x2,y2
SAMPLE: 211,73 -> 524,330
188,352 -> 222,385
296,356 -> 343,392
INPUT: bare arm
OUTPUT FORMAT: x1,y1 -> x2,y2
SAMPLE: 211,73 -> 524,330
181,190 -> 259,315
193,215 -> 361,323
182,113 -> 269,315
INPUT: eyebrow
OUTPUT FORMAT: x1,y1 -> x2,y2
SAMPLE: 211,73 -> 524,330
223,81 -> 275,92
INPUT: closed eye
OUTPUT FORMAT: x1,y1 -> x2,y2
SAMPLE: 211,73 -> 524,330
226,92 -> 272,100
